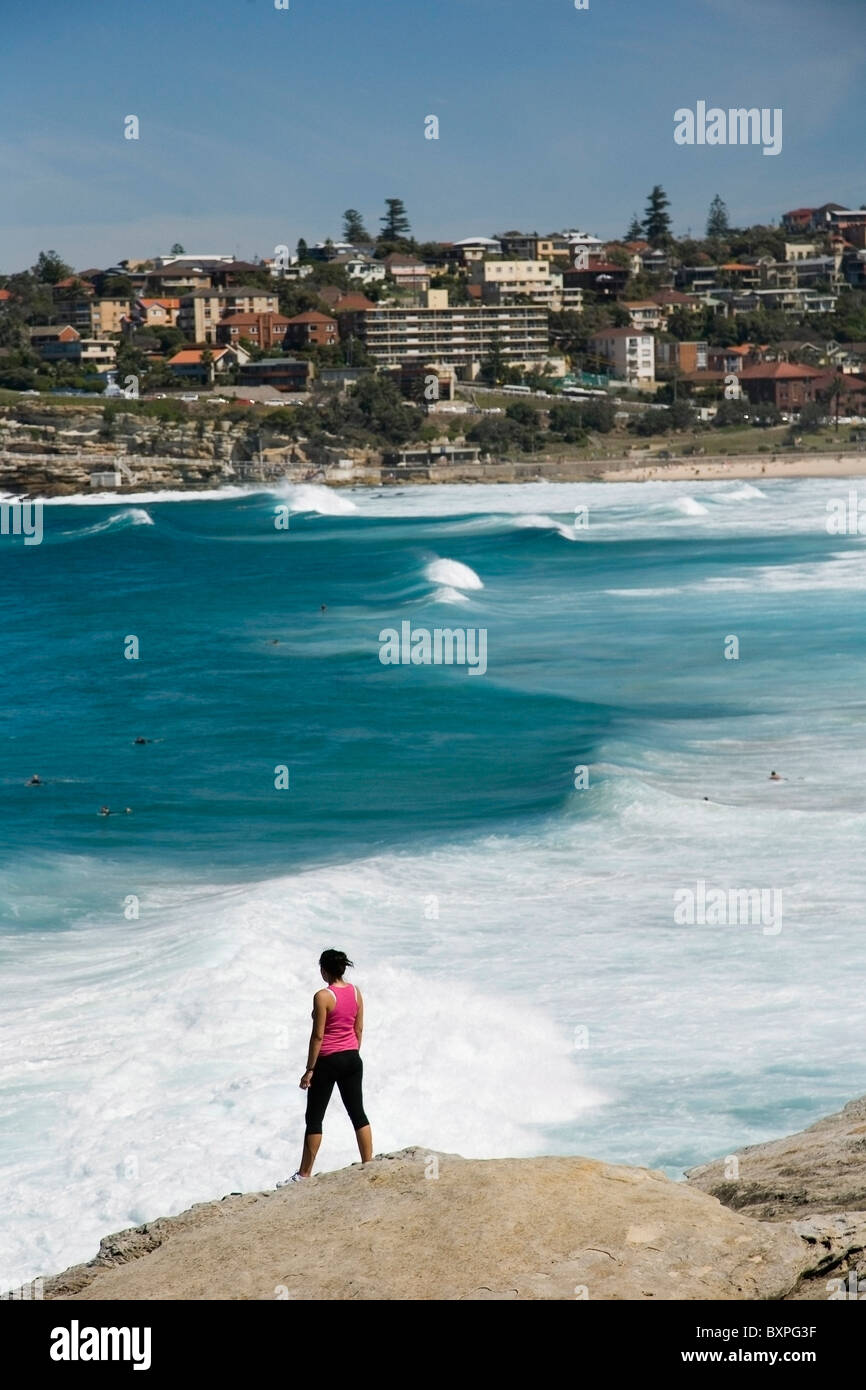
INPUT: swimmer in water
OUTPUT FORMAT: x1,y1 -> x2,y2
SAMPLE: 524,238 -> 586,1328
320,605 -> 327,614
123,807 -> 132,814
99,806 -> 111,816
769,771 -> 783,781
27,774 -> 42,786
133,737 -> 150,745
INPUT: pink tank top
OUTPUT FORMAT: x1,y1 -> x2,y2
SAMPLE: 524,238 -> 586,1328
318,983 -> 359,1056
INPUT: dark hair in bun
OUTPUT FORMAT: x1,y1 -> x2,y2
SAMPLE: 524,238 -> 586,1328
319,949 -> 353,980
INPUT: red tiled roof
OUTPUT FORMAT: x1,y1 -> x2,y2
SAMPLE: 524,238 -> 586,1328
0,289 -> 11,301
285,311 -> 336,324
739,362 -> 820,379
168,348 -> 232,364
139,297 -> 180,310
219,311 -> 289,325
328,292 -> 376,311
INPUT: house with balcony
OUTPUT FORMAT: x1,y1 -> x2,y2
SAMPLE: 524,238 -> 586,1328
622,300 -> 664,332
382,254 -> 432,294
587,327 -> 655,384
28,324 -> 82,360
238,357 -> 313,392
452,237 -> 503,266
133,297 -> 181,330
470,259 -> 563,309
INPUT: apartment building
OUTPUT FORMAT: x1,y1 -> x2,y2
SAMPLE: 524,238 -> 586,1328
655,340 -> 709,373
282,310 -> 338,348
357,290 -> 551,373
470,259 -> 563,308
588,327 -> 655,384
737,362 -> 820,409
179,287 -> 280,343
622,300 -> 664,331
216,311 -> 291,351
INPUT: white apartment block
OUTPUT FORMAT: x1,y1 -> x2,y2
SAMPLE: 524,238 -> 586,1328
359,290 -> 551,373
470,259 -> 563,309
588,328 -> 655,383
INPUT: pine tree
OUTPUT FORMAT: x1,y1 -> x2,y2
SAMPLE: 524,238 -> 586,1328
642,187 -> 672,246
342,209 -> 370,243
706,194 -> 730,238
379,198 -> 412,241
625,213 -> 643,241
296,238 -> 308,262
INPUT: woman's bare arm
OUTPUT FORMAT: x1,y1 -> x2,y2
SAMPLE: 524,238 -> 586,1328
354,987 -> 364,1049
300,991 -> 330,1086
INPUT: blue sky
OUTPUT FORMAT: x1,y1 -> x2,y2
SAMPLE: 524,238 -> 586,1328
0,0 -> 863,270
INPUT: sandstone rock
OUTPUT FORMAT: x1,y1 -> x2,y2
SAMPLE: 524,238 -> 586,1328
686,1095 -> 866,1220
43,1149 -> 812,1302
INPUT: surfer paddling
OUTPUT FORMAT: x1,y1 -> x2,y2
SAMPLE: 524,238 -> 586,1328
279,949 -> 372,1185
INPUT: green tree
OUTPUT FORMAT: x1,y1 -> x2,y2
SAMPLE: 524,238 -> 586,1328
296,238 -> 309,262
33,250 -> 72,285
379,198 -> 411,242
581,397 -> 615,433
479,335 -> 506,385
792,401 -> 825,434
342,210 -> 370,243
706,195 -> 729,238
200,346 -> 214,386
625,213 -> 643,241
170,243 -> 185,255
643,187 -> 672,246
547,402 -> 587,443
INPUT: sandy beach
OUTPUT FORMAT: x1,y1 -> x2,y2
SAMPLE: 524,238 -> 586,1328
602,451 -> 866,484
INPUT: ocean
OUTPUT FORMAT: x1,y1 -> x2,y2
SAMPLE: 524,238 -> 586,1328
2,476 -> 865,1289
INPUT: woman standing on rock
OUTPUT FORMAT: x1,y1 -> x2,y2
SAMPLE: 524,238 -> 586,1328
280,949 -> 373,1184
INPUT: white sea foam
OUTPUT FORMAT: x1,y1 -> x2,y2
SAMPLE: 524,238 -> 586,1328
430,586 -> 471,605
667,495 -> 709,516
65,507 -> 154,537
513,513 -> 581,540
721,483 -> 766,500
272,483 -> 358,515
424,557 -> 484,590
41,486 -> 251,505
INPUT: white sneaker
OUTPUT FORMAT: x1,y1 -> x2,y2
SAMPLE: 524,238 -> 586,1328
277,1171 -> 307,1187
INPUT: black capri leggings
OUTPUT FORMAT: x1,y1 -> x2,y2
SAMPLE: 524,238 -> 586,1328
305,1049 -> 369,1135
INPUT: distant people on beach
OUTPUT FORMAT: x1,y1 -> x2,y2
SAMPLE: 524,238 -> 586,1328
279,949 -> 372,1185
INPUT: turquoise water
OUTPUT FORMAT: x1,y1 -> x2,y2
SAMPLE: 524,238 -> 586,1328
2,477 -> 865,1286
